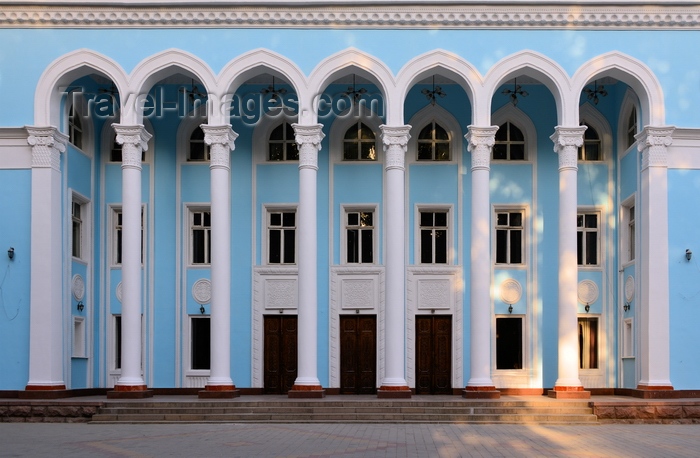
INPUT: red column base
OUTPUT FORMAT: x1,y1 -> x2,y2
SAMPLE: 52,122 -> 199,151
19,385 -> 69,399
636,384 -> 674,390
288,385 -> 326,398
377,385 -> 412,399
462,386 -> 500,399
199,385 -> 241,399
107,385 -> 154,399
547,386 -> 590,399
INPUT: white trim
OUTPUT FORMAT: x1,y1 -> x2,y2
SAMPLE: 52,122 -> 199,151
414,205 -> 454,266
491,104 -> 537,163
406,104 -> 462,165
340,204 -> 379,266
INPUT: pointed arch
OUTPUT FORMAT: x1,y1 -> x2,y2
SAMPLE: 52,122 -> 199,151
406,103 -> 463,165
491,103 -> 537,162
572,52 -> 664,127
34,49 -> 129,127
485,51 -> 571,126
328,106 -> 383,164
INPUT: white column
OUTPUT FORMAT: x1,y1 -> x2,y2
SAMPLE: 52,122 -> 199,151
201,124 -> 239,396
25,127 -> 68,392
550,126 -> 588,398
378,125 -> 411,398
464,126 -> 499,397
113,124 -> 151,393
289,123 -> 325,396
636,126 -> 674,390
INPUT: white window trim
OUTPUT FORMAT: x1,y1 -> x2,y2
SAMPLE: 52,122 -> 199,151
577,315 -> 602,374
263,204 -> 298,266
186,204 -> 212,267
490,104 -> 537,164
406,104 -> 462,165
415,205 -> 453,265
187,315 -> 211,374
341,204 -> 379,265
493,314 -> 528,375
621,196 -> 636,268
492,206 -> 528,267
622,317 -> 635,359
617,89 -> 641,158
71,192 -> 90,263
72,316 -> 86,358
251,113 -> 300,165
329,110 -> 383,164
577,206 -> 602,270
579,102 -> 613,163
176,113 -> 208,163
64,92 -> 94,157
110,204 -> 146,267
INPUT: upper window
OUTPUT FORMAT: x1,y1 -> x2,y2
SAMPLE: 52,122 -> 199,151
626,204 -> 635,262
577,212 -> 599,266
419,210 -> 448,264
495,210 -> 524,265
417,122 -> 450,161
345,209 -> 375,264
188,126 -> 210,161
113,208 -> 144,265
626,106 -> 638,150
68,104 -> 83,150
579,123 -> 602,161
71,200 -> 83,259
343,122 -> 377,161
267,209 -> 296,264
269,122 -> 299,161
190,208 -> 211,265
493,122 -> 525,161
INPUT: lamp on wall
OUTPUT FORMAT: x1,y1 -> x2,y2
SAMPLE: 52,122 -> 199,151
686,249 -> 692,261
261,76 -> 287,105
623,302 -> 631,312
502,78 -> 528,106
508,304 -> 513,314
343,74 -> 368,103
76,301 -> 84,312
199,304 -> 206,315
7,247 -> 14,260
584,80 -> 608,105
584,304 -> 591,313
421,75 -> 447,106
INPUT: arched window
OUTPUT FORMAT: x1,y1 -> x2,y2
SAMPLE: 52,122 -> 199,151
579,123 -> 601,161
343,122 -> 376,161
626,106 -> 638,149
68,104 -> 83,150
493,121 -> 525,160
417,121 -> 450,161
269,122 -> 299,161
188,126 -> 209,161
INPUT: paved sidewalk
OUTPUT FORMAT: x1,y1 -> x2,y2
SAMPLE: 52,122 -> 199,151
1,422 -> 700,457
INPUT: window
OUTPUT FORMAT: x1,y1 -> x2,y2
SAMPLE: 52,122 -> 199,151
114,315 -> 121,370
268,209 -> 296,264
343,122 -> 376,161
496,317 -> 522,369
269,122 -> 299,161
68,104 -> 83,150
191,316 -> 211,370
578,317 -> 599,369
419,210 -> 448,264
579,123 -> 601,161
493,121 -> 525,160
190,209 -> 211,265
626,106 -> 638,150
72,201 -> 83,259
113,208 -> 144,265
627,205 -> 635,262
495,210 -> 524,265
345,209 -> 374,264
188,126 -> 210,161
577,212 -> 599,266
417,121 -> 450,161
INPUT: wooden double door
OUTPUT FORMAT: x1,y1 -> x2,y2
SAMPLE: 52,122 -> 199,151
415,315 -> 452,394
340,315 -> 377,394
263,315 -> 297,394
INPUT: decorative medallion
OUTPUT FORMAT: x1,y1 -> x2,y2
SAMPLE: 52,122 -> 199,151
116,281 -> 122,302
577,280 -> 599,305
625,275 -> 635,303
71,274 -> 85,301
192,278 -> 212,305
500,278 -> 522,305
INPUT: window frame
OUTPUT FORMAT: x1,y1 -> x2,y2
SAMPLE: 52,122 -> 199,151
578,316 -> 600,370
264,205 -> 297,265
188,206 -> 212,266
342,205 -> 378,265
492,121 -> 526,161
578,122 -> 603,162
68,103 -> 83,150
416,206 -> 452,265
495,315 -> 525,371
190,315 -> 211,371
111,205 -> 145,267
72,317 -> 86,358
267,121 -> 299,162
187,125 -> 210,162
621,197 -> 636,265
416,120 -> 451,162
493,207 -> 526,266
577,210 -> 601,268
71,194 -> 90,261
342,121 -> 378,162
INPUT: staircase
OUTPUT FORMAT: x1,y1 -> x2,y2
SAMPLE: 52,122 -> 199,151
90,398 -> 598,424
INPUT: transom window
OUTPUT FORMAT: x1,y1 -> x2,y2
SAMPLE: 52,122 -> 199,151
268,210 -> 296,264
68,104 -> 83,150
495,211 -> 524,265
493,122 -> 525,160
343,122 -> 377,161
417,122 -> 450,161
190,209 -> 211,265
577,212 -> 599,266
188,126 -> 210,161
419,210 -> 448,264
579,123 -> 601,161
345,210 -> 374,264
269,122 -> 299,161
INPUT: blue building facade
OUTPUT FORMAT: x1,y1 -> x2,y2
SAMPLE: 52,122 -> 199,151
1,1 -> 699,397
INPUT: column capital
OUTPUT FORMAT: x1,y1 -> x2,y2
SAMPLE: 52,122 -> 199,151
202,124 -> 238,170
26,126 -> 68,171
112,124 -> 152,170
380,124 -> 411,171
636,126 -> 674,170
465,125 -> 499,171
550,125 -> 586,171
292,123 -> 325,171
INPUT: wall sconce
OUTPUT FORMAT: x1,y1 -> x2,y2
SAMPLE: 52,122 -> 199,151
7,247 -> 14,260
686,249 -> 692,261
508,304 -> 514,314
623,302 -> 631,312
199,304 -> 205,315
76,301 -> 84,312
584,304 -> 591,313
